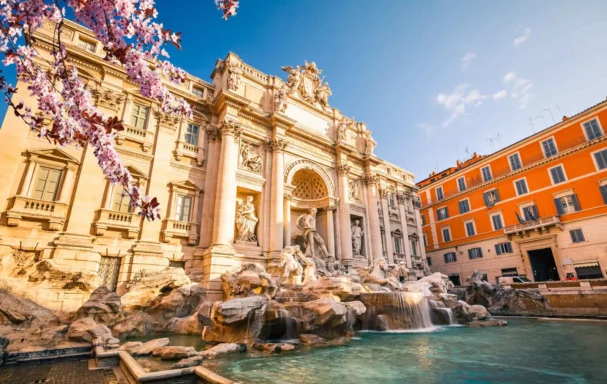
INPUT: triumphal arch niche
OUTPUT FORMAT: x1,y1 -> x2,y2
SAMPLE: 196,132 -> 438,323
194,53 -> 424,297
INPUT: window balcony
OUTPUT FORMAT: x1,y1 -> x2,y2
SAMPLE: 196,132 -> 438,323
93,208 -> 141,239
504,215 -> 562,238
173,141 -> 205,167
161,219 -> 199,245
115,124 -> 153,152
6,196 -> 68,231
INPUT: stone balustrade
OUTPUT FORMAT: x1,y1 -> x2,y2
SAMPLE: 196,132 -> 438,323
93,208 -> 142,239
6,196 -> 68,231
161,219 -> 199,245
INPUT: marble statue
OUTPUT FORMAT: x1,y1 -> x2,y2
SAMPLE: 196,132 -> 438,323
362,130 -> 376,156
390,262 -> 409,284
281,65 -> 301,93
357,258 -> 401,289
296,246 -> 318,285
279,246 -> 303,285
280,61 -> 331,107
274,85 -> 289,113
336,116 -> 352,144
351,219 -> 364,256
316,82 -> 332,108
226,58 -> 242,92
297,208 -> 331,259
235,196 -> 258,242
240,142 -> 262,173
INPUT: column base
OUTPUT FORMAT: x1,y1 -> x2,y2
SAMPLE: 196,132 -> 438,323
196,244 -> 237,300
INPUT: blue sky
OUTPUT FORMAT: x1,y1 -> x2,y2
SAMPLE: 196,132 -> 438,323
3,0 -> 607,180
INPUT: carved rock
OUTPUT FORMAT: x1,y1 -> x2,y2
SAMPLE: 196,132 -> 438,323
73,286 -> 121,325
118,267 -> 191,308
172,355 -> 204,369
131,338 -> 170,356
152,346 -> 198,360
199,343 -> 245,359
119,341 -> 143,354
220,263 -> 278,300
302,277 -> 367,302
202,296 -> 268,344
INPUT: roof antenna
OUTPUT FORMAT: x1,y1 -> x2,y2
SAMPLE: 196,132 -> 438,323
534,116 -> 548,129
485,133 -> 501,152
556,105 -> 563,117
542,109 -> 556,124
528,118 -> 536,133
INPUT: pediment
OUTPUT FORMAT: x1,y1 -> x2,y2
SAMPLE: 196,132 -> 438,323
126,165 -> 148,180
28,148 -> 80,164
169,180 -> 201,192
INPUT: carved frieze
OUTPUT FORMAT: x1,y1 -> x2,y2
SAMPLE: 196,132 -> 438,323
336,164 -> 351,175
206,125 -> 222,142
239,141 -> 263,174
266,138 -> 289,153
348,179 -> 362,203
281,61 -> 332,109
155,111 -> 180,130
220,120 -> 242,138
91,87 -> 125,112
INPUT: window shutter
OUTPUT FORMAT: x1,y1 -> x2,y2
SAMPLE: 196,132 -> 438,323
506,242 -> 513,253
494,189 -> 500,202
444,207 -> 449,218
478,248 -> 483,257
467,249 -> 472,259
601,185 -> 607,205
483,192 -> 489,207
444,254 -> 449,263
571,194 -> 581,212
531,205 -> 539,219
554,198 -> 565,215
495,244 -> 502,255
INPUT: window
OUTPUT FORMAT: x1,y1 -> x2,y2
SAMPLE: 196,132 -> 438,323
427,256 -> 432,266
389,193 -> 396,208
78,38 -> 96,52
169,260 -> 186,269
423,233 -> 428,247
448,273 -> 461,286
32,167 -> 62,201
113,184 -> 134,213
436,186 -> 444,201
481,166 -> 493,182
541,138 -> 558,158
574,262 -> 603,279
491,214 -> 503,230
457,177 -> 467,192
442,227 -> 451,242
185,123 -> 200,145
495,242 -> 513,255
175,195 -> 192,222
468,247 -> 483,259
421,214 -> 426,226
192,87 -> 204,97
583,118 -> 603,141
601,185 -> 607,205
458,199 -> 470,214
483,189 -> 500,207
437,207 -> 449,221
131,104 -> 150,130
393,234 -> 403,254
509,153 -> 522,171
549,165 -> 567,185
554,194 -> 581,215
570,228 -> 585,243
444,252 -> 457,263
594,148 -> 607,170
522,204 -> 539,221
465,221 -> 476,237
514,178 -> 528,196
410,237 -> 420,256
501,267 -> 518,277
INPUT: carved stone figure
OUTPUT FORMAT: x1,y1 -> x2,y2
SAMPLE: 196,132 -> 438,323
362,130 -> 377,157
274,85 -> 289,113
336,116 -> 352,144
235,196 -> 258,242
356,258 -> 400,290
225,58 -> 242,92
351,220 -> 364,256
297,247 -> 318,285
316,82 -> 332,108
349,179 -> 361,203
240,142 -> 262,173
390,262 -> 410,284
281,65 -> 301,93
297,208 -> 331,260
279,246 -> 303,285
280,61 -> 331,107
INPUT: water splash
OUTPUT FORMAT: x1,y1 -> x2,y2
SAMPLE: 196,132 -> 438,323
360,292 -> 435,331
429,300 -> 458,325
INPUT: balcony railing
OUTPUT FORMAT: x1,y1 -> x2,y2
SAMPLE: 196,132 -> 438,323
504,215 -> 562,236
161,219 -> 199,245
423,135 -> 594,207
6,196 -> 68,231
94,208 -> 142,239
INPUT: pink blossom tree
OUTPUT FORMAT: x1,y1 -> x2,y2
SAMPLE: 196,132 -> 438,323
0,0 -> 239,220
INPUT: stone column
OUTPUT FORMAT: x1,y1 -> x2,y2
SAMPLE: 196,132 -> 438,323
211,121 -> 241,247
283,195 -> 292,248
325,206 -> 336,257
58,164 -> 77,203
200,126 -> 220,247
397,193 -> 413,269
337,164 -> 353,262
268,138 -> 288,257
365,175 -> 383,260
379,189 -> 394,264
19,157 -> 37,196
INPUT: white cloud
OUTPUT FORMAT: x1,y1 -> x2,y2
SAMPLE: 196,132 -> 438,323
513,28 -> 531,47
460,52 -> 477,71
416,123 -> 435,136
502,71 -> 534,108
492,90 -> 507,101
436,84 -> 488,127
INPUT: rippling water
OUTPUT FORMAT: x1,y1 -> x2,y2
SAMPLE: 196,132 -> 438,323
213,318 -> 607,384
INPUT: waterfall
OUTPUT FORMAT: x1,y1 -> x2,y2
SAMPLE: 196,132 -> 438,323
429,300 -> 458,326
359,292 -> 435,331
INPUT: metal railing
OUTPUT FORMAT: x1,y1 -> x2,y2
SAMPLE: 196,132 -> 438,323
503,215 -> 561,234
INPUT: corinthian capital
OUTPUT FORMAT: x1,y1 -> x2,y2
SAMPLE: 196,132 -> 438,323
220,120 -> 242,139
266,138 -> 289,153
363,174 -> 379,186
396,193 -> 407,205
336,164 -> 351,175
206,125 -> 222,142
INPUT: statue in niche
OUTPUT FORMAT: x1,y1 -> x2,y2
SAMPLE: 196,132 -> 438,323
362,129 -> 377,156
316,82 -> 332,108
351,219 -> 364,257
240,142 -> 262,173
225,58 -> 242,92
274,85 -> 289,113
235,196 -> 258,242
297,208 -> 331,260
349,179 -> 361,203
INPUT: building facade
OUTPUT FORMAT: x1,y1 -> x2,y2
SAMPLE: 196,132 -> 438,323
0,21 -> 425,309
418,100 -> 607,286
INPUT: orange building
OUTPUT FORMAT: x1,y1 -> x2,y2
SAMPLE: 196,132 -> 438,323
417,99 -> 607,286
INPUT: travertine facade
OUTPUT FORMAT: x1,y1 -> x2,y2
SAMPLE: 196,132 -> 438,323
0,21 -> 425,306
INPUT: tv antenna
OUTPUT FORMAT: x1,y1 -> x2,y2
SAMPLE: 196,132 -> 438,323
485,133 -> 500,152
542,109 -> 556,124
556,105 -> 563,117
534,116 -> 548,129
528,118 -> 536,133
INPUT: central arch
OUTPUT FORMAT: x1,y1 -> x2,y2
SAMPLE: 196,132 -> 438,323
283,159 -> 336,199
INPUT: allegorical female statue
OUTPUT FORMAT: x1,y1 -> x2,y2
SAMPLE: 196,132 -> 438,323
235,196 -> 258,242
297,208 -> 331,259
351,219 -> 364,256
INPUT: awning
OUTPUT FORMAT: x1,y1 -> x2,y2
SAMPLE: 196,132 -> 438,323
573,261 -> 601,268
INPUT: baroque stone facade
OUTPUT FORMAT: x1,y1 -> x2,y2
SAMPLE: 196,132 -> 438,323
0,20 -> 425,306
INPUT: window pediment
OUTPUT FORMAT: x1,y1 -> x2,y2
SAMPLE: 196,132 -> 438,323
169,180 -> 201,193
126,165 -> 148,181
28,148 -> 79,165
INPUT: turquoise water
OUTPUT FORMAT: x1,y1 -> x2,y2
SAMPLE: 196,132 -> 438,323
213,319 -> 607,384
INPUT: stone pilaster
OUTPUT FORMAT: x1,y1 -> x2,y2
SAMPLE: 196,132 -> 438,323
378,187 -> 394,264
325,205 -> 336,257
199,125 -> 221,247
336,164 -> 353,262
397,193 -> 413,269
364,174 -> 383,260
268,138 -> 289,258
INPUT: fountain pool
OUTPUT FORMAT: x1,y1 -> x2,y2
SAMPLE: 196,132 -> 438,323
211,318 -> 607,383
